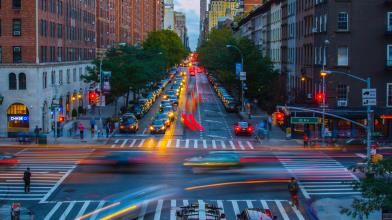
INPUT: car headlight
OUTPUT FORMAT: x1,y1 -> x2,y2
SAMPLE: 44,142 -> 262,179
169,112 -> 174,117
161,126 -> 165,130
150,126 -> 154,130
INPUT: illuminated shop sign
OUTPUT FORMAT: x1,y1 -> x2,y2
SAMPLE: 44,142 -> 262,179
8,115 -> 29,121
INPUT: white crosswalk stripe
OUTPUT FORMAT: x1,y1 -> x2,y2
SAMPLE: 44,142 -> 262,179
41,199 -> 305,220
110,138 -> 258,151
278,153 -> 360,198
0,149 -> 91,201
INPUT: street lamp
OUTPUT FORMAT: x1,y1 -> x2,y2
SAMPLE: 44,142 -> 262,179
320,70 -> 373,160
226,44 -> 245,112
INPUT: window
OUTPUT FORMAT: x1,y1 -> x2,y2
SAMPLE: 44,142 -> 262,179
18,73 -> 26,90
337,84 -> 348,100
9,73 -> 17,90
58,0 -> 62,15
50,22 -> 55,37
66,69 -> 70,84
51,70 -> 56,85
12,0 -> 21,9
57,24 -> 62,38
337,12 -> 348,31
387,83 -> 392,107
59,70 -> 63,85
0,47 -> 2,63
0,19 -> 2,36
388,12 -> 392,32
12,19 -> 21,36
337,47 -> 348,66
43,72 -> 47,89
13,46 -> 22,63
388,45 -> 392,66
73,68 -> 76,82
79,67 -> 82,81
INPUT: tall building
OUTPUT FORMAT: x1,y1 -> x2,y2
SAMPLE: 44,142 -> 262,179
0,0 -> 96,136
235,0 -> 392,139
199,0 -> 208,44
164,0 -> 175,30
208,0 -> 238,31
115,0 -> 131,44
96,0 -> 117,54
174,12 -> 189,49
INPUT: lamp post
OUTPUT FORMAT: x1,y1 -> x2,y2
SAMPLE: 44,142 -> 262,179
226,44 -> 245,112
320,40 -> 329,145
320,70 -> 373,160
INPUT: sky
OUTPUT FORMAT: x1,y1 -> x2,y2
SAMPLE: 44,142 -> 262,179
173,0 -> 201,51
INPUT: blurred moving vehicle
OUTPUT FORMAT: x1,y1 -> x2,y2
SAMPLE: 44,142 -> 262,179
77,151 -> 154,166
161,106 -> 175,120
237,208 -> 277,220
155,113 -> 171,127
0,154 -> 18,164
234,121 -> 254,136
184,152 -> 241,167
149,119 -> 166,134
119,113 -> 139,133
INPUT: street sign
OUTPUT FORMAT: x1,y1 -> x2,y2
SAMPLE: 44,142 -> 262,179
290,117 -> 321,124
240,72 -> 246,81
363,99 -> 376,106
362,88 -> 377,106
235,63 -> 242,78
102,71 -> 112,77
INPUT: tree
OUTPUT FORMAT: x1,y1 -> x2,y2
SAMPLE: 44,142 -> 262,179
197,28 -> 282,113
341,158 -> 392,219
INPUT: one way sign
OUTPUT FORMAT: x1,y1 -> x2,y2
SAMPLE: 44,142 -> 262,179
362,89 -> 376,106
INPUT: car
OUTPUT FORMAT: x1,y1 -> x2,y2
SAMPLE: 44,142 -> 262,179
149,119 -> 166,134
184,152 -> 241,167
160,100 -> 172,110
155,113 -> 171,127
131,105 -> 144,119
0,154 -> 18,164
119,114 -> 139,133
225,101 -> 239,113
168,95 -> 178,105
161,106 -> 175,120
237,208 -> 277,220
163,90 -> 176,100
77,151 -> 157,166
234,121 -> 254,136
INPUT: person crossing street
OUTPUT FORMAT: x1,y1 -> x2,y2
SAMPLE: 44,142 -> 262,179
23,168 -> 31,193
288,177 -> 299,208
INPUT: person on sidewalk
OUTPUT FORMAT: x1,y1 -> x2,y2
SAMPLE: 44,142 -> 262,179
267,116 -> 272,131
78,122 -> 85,140
105,122 -> 110,138
288,177 -> 299,208
303,134 -> 309,147
34,126 -> 40,144
23,168 -> 31,193
90,118 -> 96,137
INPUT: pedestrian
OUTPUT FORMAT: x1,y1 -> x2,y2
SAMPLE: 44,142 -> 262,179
267,116 -> 272,131
303,134 -> 309,147
105,122 -> 110,138
78,122 -> 85,140
34,126 -> 40,144
23,168 -> 31,193
90,118 -> 96,137
288,177 -> 299,208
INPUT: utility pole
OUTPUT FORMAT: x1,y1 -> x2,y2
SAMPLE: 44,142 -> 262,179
226,44 -> 245,113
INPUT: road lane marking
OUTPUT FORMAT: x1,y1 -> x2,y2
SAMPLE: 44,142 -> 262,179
176,139 -> 181,148
275,200 -> 290,220
292,202 -> 306,220
137,201 -> 149,220
230,200 -> 240,216
129,139 -> 137,148
238,141 -> 245,150
246,200 -> 253,208
90,201 -> 105,220
138,139 -> 145,148
229,141 -> 236,150
44,202 -> 62,220
120,139 -> 128,148
203,140 -> 207,149
59,201 -> 75,220
111,139 -> 119,148
198,199 -> 206,220
76,201 -> 90,219
40,167 -> 75,203
260,200 -> 269,209
154,200 -> 163,220
356,153 -> 366,159
217,200 -> 226,220
142,128 -> 147,134
220,140 -> 226,149
185,139 -> 190,148
246,141 -> 254,149
170,200 -> 176,220
166,139 -> 172,148
212,140 -> 217,149
194,140 -> 198,148
204,120 -> 223,123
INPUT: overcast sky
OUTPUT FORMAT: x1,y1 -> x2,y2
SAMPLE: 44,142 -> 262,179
174,0 -> 200,51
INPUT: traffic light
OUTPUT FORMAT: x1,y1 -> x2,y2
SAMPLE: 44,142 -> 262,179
315,92 -> 324,104
89,91 -> 97,104
58,115 -> 64,123
276,112 -> 285,122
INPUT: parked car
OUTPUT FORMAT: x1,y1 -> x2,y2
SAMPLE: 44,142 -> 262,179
149,119 -> 166,134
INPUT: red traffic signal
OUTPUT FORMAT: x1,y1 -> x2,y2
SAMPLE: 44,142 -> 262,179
89,91 -> 97,104
316,92 -> 324,103
276,112 -> 284,121
58,116 -> 65,122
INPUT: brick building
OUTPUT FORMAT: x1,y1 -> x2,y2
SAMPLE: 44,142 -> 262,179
0,0 -> 95,136
235,0 -> 392,139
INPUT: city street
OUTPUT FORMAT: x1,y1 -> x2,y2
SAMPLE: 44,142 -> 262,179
0,70 -> 388,219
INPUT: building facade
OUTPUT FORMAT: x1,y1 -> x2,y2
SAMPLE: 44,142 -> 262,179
208,0 -> 238,31
0,0 -> 95,136
174,12 -> 189,49
163,0 -> 175,30
235,0 -> 392,139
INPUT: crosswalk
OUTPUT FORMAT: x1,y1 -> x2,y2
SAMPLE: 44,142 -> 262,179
0,149 -> 92,201
277,153 -> 360,198
41,199 -> 305,220
110,138 -> 257,150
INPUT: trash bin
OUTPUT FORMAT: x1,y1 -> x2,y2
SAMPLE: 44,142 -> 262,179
38,134 -> 47,145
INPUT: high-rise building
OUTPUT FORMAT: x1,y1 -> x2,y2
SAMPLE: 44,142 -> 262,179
174,12 -> 189,48
164,0 -> 175,30
0,0 -> 96,136
208,0 -> 238,31
96,0 -> 117,54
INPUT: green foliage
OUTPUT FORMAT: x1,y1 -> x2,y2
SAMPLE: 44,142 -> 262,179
143,30 -> 188,69
197,28 -> 282,112
71,109 -> 77,117
341,158 -> 392,219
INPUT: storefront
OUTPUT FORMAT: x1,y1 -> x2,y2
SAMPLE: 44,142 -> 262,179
7,103 -> 29,137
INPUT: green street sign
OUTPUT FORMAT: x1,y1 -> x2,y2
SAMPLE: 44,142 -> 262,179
291,117 -> 321,124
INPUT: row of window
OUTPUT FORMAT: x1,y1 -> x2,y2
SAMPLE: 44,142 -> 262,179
43,67 -> 83,89
0,19 -> 21,36
8,73 -> 26,90
0,0 -> 21,9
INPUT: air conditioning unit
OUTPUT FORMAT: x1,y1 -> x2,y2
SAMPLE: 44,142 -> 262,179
337,99 -> 348,107
13,31 -> 21,36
